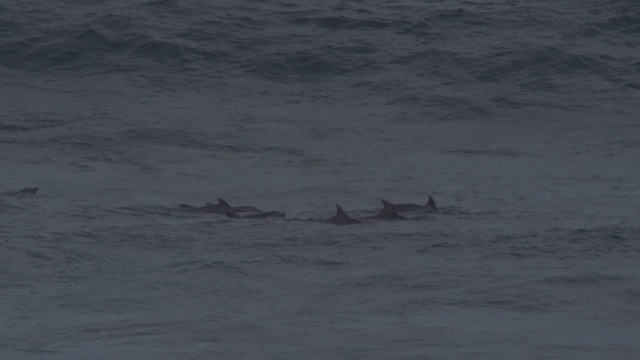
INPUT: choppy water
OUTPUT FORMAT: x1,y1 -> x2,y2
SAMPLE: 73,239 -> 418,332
1,1 -> 640,359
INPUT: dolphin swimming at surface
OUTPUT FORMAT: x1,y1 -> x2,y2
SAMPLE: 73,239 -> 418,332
0,187 -> 38,196
382,196 -> 437,213
179,198 -> 261,213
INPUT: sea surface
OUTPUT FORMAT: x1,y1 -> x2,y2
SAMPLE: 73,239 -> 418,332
1,1 -> 640,359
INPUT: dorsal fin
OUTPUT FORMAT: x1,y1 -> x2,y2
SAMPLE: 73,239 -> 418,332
217,198 -> 232,209
371,199 -> 406,220
380,200 -> 396,213
329,205 -> 362,225
426,196 -> 437,211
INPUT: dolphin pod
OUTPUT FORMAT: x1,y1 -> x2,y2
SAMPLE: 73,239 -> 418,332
181,196 -> 437,225
3,189 -> 436,226
327,197 -> 436,225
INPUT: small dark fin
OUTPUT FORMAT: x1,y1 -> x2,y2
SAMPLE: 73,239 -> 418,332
179,204 -> 196,209
381,200 -> 396,213
372,199 -> 406,220
224,211 -> 241,218
330,205 -> 362,225
426,196 -> 437,211
217,198 -> 232,209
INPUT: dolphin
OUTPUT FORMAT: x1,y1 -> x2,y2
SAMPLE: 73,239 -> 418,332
327,205 -> 362,225
222,205 -> 261,212
0,187 -> 38,196
179,198 -> 261,213
383,196 -> 437,213
370,200 -> 407,220
225,210 -> 285,219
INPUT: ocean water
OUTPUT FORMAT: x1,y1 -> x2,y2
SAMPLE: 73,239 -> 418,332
1,0 -> 639,358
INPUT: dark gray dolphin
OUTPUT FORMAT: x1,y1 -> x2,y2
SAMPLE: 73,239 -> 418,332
384,196 -> 437,213
179,198 -> 261,213
327,205 -> 362,225
370,200 -> 407,220
225,210 -> 285,219
224,205 -> 261,212
0,187 -> 38,196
